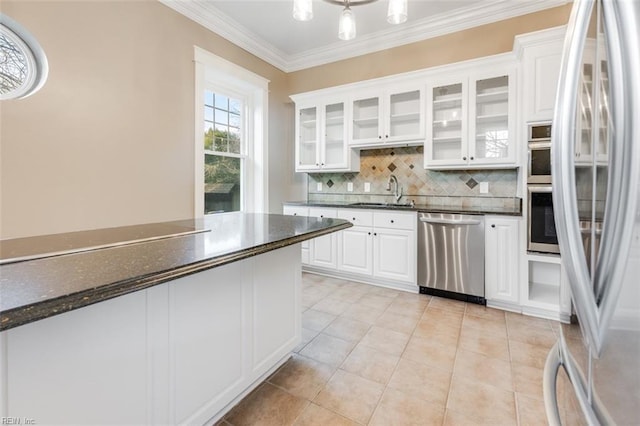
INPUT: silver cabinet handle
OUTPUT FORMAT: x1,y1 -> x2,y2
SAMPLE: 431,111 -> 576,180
419,217 -> 481,226
551,0 -> 601,352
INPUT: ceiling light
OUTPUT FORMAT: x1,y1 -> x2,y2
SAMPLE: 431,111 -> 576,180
292,0 -> 313,22
387,0 -> 407,24
293,0 -> 408,41
338,5 -> 356,41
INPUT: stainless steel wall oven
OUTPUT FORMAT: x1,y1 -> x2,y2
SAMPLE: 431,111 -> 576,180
527,185 -> 560,253
527,122 -> 559,254
527,123 -> 553,184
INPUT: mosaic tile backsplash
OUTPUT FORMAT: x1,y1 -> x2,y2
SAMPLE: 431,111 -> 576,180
307,146 -> 519,208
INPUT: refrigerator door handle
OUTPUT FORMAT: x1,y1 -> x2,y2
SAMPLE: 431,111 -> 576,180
592,0 -> 640,351
544,339 -> 613,426
552,0 -> 601,351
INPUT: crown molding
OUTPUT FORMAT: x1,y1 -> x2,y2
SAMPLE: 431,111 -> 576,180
159,0 -> 291,71
512,25 -> 567,59
159,0 -> 570,73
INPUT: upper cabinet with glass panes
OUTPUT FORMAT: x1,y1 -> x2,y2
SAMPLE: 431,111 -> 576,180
291,94 -> 360,173
575,38 -> 609,166
425,66 -> 517,169
350,84 -> 424,147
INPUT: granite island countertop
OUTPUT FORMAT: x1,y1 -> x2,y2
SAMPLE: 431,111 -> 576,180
0,213 -> 351,331
283,199 -> 522,216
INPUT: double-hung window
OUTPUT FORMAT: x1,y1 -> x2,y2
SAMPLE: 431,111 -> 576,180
203,90 -> 244,213
194,47 -> 269,216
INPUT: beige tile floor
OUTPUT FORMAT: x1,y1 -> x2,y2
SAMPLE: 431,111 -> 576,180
219,273 -> 564,426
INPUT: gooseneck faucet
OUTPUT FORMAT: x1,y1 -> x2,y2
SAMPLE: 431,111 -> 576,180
386,174 -> 403,203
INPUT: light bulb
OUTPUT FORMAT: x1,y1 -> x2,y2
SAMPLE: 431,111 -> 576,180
339,6 -> 356,40
387,0 -> 407,24
293,0 -> 313,22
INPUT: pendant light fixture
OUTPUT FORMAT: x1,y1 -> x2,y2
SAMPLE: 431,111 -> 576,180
338,3 -> 356,41
293,0 -> 408,40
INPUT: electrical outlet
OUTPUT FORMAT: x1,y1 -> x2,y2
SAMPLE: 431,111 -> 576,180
347,182 -> 353,192
479,182 -> 489,194
316,182 -> 322,191
364,182 -> 371,193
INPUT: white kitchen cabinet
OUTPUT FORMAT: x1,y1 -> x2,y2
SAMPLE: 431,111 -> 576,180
521,39 -> 563,122
575,40 -> 609,166
293,97 -> 359,172
425,67 -> 516,169
282,205 -> 310,264
337,209 -> 374,275
308,207 -> 339,269
336,209 -> 416,286
373,228 -> 415,283
350,84 -> 424,147
485,215 -> 520,305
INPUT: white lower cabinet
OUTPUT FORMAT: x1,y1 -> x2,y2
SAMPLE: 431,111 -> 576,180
339,226 -> 373,275
373,228 -> 415,283
307,208 -> 339,269
485,215 -> 520,306
335,209 -> 417,289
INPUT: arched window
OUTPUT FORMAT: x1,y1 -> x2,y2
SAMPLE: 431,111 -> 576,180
0,14 -> 48,100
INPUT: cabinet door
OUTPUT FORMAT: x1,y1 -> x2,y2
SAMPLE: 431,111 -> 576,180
523,43 -> 562,122
321,101 -> 348,169
338,226 -> 373,275
296,105 -> 319,170
485,216 -> 519,303
468,70 -> 516,166
308,208 -> 338,269
373,228 -> 415,283
351,93 -> 383,145
425,79 -> 468,168
385,86 -> 424,142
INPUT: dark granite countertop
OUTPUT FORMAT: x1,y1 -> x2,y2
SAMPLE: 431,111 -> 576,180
283,200 -> 522,216
0,213 -> 351,331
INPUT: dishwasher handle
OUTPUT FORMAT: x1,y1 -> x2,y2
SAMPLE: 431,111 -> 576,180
419,217 -> 482,226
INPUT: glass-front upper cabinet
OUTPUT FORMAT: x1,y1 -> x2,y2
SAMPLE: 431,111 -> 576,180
425,80 -> 468,167
351,85 -> 424,146
425,67 -> 516,169
296,105 -> 319,169
575,37 -> 609,167
469,74 -> 513,163
293,97 -> 357,172
322,102 -> 348,169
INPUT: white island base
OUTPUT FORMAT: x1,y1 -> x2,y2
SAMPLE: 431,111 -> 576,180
0,244 -> 301,425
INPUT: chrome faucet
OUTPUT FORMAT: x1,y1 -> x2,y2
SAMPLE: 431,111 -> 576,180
386,174 -> 403,203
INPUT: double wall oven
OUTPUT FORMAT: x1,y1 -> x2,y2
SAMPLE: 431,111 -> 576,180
527,123 -> 560,254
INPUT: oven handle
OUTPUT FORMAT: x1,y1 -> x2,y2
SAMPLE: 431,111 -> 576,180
528,141 -> 552,150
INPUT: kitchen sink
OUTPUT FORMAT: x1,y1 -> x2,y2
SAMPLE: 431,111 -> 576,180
349,202 -> 415,208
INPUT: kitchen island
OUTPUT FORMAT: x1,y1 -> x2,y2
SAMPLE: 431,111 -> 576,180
0,213 -> 350,425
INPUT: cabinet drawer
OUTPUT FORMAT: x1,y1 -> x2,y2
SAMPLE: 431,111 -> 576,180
308,208 -> 339,219
337,209 -> 374,227
373,211 -> 415,230
283,206 -> 309,217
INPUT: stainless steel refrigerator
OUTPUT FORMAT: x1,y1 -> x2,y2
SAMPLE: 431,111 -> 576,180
544,0 -> 640,424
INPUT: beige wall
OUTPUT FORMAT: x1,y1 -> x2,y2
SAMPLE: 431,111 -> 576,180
287,4 -> 572,94
0,1 -> 571,239
0,0 -> 301,238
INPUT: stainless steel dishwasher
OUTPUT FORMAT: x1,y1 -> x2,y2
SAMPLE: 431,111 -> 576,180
418,212 -> 485,303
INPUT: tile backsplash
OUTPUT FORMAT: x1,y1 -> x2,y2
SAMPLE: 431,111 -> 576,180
307,146 -> 518,206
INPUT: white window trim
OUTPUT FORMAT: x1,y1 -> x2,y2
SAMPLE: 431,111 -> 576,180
194,46 -> 269,216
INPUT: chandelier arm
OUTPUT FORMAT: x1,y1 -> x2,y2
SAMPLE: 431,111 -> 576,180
323,0 -> 378,6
